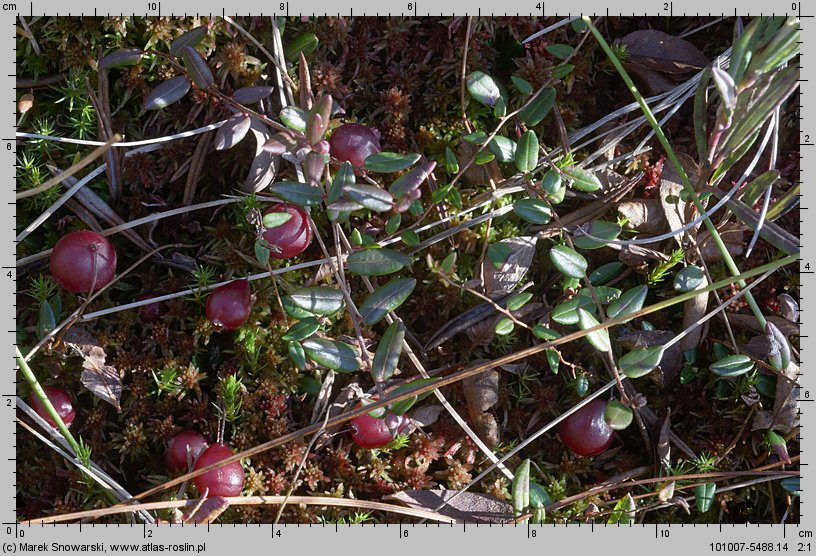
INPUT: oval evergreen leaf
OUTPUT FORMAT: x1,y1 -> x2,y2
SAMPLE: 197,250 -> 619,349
604,400 -> 633,430
347,248 -> 410,276
143,76 -> 190,110
710,354 -> 754,377
261,211 -> 292,228
329,161 -> 355,204
359,277 -> 416,325
170,25 -> 208,56
269,182 -> 323,206
302,338 -> 360,372
389,161 -> 436,198
549,245 -> 587,278
371,321 -> 405,382
520,88 -> 556,127
573,220 -> 622,250
344,183 -> 394,212
284,32 -> 319,60
515,130 -> 539,173
282,317 -> 320,342
280,106 -> 308,132
232,86 -> 275,105
563,166 -> 602,192
288,286 -> 344,315
99,47 -> 143,70
181,45 -> 214,89
619,346 -> 665,378
466,71 -> 501,107
488,136 -> 516,163
589,262 -> 625,286
607,285 -> 648,322
288,341 -> 306,370
364,152 -> 421,173
674,266 -> 706,291
513,198 -> 552,224
214,113 -> 251,151
551,296 -> 594,325
577,308 -> 611,352
541,168 -> 562,194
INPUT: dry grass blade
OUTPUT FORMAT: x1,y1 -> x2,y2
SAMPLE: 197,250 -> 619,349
16,134 -> 121,199
28,495 -> 456,525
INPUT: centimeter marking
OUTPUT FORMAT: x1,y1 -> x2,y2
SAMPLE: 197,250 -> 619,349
7,1 -> 807,538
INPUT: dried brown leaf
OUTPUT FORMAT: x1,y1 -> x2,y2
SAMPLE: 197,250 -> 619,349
753,361 -> 800,433
64,328 -> 122,411
410,404 -> 445,428
619,30 -> 709,74
728,314 -> 800,339
462,366 -> 500,448
697,225 -> 745,262
481,236 -> 537,296
679,274 -> 709,353
181,496 -> 230,524
617,199 -> 668,235
384,490 -> 513,523
659,154 -> 702,247
656,410 -> 672,471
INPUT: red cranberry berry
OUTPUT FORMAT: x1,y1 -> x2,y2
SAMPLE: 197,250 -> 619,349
262,204 -> 312,260
328,123 -> 381,172
206,280 -> 252,330
29,386 -> 75,428
558,398 -> 614,457
165,431 -> 209,473
138,294 -> 169,323
193,442 -> 244,497
49,230 -> 117,293
350,408 -> 409,449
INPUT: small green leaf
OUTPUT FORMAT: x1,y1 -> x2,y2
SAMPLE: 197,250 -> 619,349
506,292 -> 533,311
344,183 -> 394,212
401,230 -> 420,247
674,266 -> 706,292
549,245 -> 587,278
302,338 -> 360,372
551,64 -> 575,79
181,45 -> 214,88
254,240 -> 270,265
262,211 -> 293,228
511,459 -> 531,519
562,166 -> 602,192
608,493 -> 636,525
170,25 -> 208,56
515,130 -> 539,173
488,136 -> 516,163
288,286 -> 344,315
495,318 -> 514,335
37,300 -> 56,339
463,131 -> 487,144
619,346 -> 665,379
143,76 -> 190,110
347,248 -> 411,276
389,378 -> 438,415
288,341 -> 306,370
439,251 -> 457,274
781,477 -> 800,497
284,32 -> 319,60
520,88 -> 556,127
540,168 -> 562,194
269,181 -> 323,206
604,400 -> 633,430
493,96 -> 507,118
551,296 -> 594,325
444,147 -> 459,174
589,262 -> 624,286
513,198 -> 552,225
695,483 -> 716,513
282,296 -> 314,319
546,348 -> 560,374
364,152 -> 421,173
474,151 -> 496,165
371,321 -> 405,383
359,277 -> 416,325
511,76 -> 533,95
573,221 -> 622,250
607,285 -> 648,322
282,317 -> 320,342
577,308 -> 610,352
280,106 -> 308,132
466,71 -> 501,107
529,481 -> 550,523
329,161 -> 355,204
99,48 -> 143,70
546,44 -> 574,60
533,325 -> 560,341
576,286 -> 621,304
385,214 -> 401,235
710,354 -> 754,377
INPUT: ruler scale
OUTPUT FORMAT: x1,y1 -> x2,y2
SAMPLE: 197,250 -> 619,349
7,3 -> 808,554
